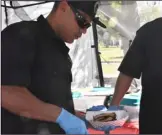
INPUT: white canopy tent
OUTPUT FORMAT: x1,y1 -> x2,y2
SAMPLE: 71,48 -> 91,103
1,1 -> 162,90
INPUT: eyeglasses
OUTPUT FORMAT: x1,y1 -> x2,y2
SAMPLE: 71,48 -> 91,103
70,5 -> 91,29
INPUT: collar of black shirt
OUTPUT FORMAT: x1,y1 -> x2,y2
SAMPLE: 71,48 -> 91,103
37,15 -> 70,55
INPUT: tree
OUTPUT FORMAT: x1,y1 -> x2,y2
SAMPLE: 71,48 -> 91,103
138,2 -> 162,26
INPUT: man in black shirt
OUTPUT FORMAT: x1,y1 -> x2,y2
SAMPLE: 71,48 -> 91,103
109,17 -> 162,133
1,1 -> 106,134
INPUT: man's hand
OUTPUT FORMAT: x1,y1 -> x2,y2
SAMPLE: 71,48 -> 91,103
2,86 -> 61,123
2,86 -> 88,134
56,108 -> 88,134
110,73 -> 133,105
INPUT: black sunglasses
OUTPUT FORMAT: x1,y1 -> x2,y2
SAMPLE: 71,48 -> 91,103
70,5 -> 91,29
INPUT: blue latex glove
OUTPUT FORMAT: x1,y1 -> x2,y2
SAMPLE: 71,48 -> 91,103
87,105 -> 124,111
96,125 -> 120,133
56,108 -> 88,134
87,105 -> 107,111
87,105 -> 123,133
108,105 -> 124,111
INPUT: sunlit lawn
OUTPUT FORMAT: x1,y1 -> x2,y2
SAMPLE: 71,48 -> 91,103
101,63 -> 120,75
72,45 -> 124,92
99,45 -> 124,74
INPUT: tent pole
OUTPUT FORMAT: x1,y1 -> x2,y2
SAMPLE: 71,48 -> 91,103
92,22 -> 105,87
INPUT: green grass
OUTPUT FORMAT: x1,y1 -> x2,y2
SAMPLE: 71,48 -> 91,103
101,63 -> 120,75
99,45 -> 124,74
72,46 -> 123,92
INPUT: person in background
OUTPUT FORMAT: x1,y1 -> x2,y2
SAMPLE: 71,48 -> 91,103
1,0 -> 106,134
109,17 -> 162,134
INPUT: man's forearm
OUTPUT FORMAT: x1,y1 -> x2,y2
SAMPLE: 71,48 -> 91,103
110,73 -> 133,105
1,85 -> 61,122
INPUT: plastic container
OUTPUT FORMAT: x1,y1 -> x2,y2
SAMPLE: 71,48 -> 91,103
86,110 -> 129,130
104,93 -> 141,107
120,94 -> 141,106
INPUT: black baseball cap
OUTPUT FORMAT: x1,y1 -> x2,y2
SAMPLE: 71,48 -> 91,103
67,1 -> 107,28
